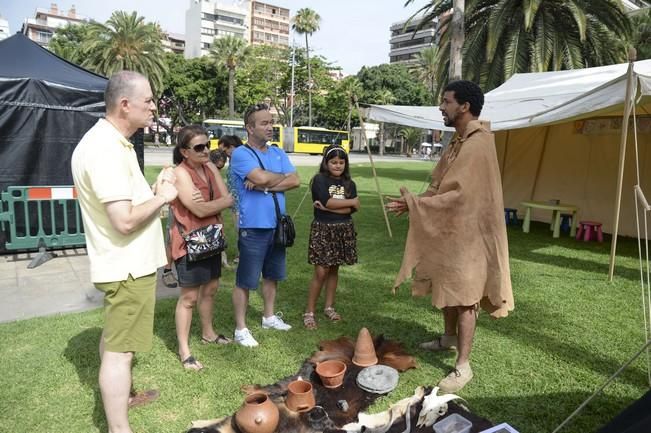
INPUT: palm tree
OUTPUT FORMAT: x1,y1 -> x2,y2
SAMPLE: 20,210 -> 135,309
405,0 -> 631,95
399,127 -> 423,155
631,8 -> 651,60
375,89 -> 396,156
292,8 -> 321,126
82,11 -> 167,96
210,35 -> 249,118
339,77 -> 362,133
417,45 -> 440,104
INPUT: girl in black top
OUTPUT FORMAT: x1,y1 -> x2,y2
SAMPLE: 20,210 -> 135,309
303,145 -> 359,329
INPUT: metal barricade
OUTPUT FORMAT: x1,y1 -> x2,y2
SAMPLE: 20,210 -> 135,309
0,186 -> 85,267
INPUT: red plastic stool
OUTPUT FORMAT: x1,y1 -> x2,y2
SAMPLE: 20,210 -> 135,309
576,221 -> 603,242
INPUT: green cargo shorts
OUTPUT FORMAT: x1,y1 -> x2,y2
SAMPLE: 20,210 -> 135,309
94,273 -> 156,353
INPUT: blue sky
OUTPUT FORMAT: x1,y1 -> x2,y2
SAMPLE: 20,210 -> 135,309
2,0 -> 424,74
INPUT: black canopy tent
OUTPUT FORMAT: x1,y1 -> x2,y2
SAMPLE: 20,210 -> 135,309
0,33 -> 107,252
0,33 -> 107,193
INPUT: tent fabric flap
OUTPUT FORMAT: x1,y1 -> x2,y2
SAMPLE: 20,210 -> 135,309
364,59 -> 651,132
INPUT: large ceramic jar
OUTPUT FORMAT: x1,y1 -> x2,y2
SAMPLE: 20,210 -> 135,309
235,392 -> 279,433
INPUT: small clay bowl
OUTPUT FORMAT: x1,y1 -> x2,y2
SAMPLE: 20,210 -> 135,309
316,360 -> 347,389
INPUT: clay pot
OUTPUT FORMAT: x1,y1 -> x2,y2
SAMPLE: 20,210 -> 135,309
352,327 -> 378,367
286,379 -> 316,412
316,359 -> 347,389
235,392 -> 279,433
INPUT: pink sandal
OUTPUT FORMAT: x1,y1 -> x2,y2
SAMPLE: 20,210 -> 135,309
303,312 -> 317,330
324,307 -> 341,321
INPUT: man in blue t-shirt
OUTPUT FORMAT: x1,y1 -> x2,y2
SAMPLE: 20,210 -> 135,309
230,104 -> 300,347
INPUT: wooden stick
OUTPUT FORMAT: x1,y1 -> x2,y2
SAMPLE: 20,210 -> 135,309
608,51 -> 637,281
354,99 -> 393,238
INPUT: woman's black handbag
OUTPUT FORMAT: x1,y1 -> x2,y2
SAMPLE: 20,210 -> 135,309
182,223 -> 227,262
176,169 -> 227,262
244,145 -> 296,247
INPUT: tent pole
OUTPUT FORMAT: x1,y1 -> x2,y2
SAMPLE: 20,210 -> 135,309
501,130 -> 510,188
354,99 -> 393,238
529,126 -> 551,199
608,52 -> 637,281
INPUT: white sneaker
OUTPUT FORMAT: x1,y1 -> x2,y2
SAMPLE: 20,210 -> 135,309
234,328 -> 259,347
261,313 -> 292,331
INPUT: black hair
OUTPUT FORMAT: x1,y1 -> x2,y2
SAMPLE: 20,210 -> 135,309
443,80 -> 484,117
218,134 -> 244,149
311,144 -> 353,198
173,124 -> 208,165
209,149 -> 227,166
243,103 -> 269,127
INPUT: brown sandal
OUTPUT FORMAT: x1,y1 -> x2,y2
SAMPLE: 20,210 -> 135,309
324,307 -> 341,321
181,355 -> 204,371
303,312 -> 317,330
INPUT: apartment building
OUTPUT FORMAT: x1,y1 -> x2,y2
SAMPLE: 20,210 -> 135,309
0,14 -> 10,41
185,0 -> 248,59
247,0 -> 290,47
20,3 -> 87,47
389,15 -> 439,67
163,32 -> 186,55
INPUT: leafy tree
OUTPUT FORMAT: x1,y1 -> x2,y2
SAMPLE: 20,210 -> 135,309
235,45 -> 292,122
356,63 -> 429,106
48,22 -> 91,65
317,76 -> 362,132
339,77 -> 363,132
399,127 -> 424,154
406,0 -> 632,94
292,7 -> 321,126
160,53 -> 226,135
282,49 -> 336,127
631,9 -> 651,60
416,45 -> 440,104
210,35 -> 249,118
82,11 -> 168,96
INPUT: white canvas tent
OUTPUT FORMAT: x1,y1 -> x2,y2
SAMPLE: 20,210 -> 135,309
364,60 -> 651,241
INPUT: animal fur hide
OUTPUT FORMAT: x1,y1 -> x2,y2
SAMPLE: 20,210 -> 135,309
186,335 -> 491,433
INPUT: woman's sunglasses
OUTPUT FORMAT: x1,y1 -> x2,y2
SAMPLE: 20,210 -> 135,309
187,142 -> 209,153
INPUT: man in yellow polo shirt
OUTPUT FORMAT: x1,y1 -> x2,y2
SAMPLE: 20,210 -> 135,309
72,70 -> 177,433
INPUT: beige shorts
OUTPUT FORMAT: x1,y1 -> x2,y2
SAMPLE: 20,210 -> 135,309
94,273 -> 156,353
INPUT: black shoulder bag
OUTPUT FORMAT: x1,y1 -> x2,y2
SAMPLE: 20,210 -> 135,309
245,145 -> 296,247
176,167 -> 227,262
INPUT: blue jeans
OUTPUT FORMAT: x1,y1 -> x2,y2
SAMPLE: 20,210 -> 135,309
236,228 -> 286,290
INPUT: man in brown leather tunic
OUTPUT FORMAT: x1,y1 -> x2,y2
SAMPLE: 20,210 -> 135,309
387,80 -> 514,393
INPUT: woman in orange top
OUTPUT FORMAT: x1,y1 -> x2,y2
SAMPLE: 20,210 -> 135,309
170,125 -> 234,371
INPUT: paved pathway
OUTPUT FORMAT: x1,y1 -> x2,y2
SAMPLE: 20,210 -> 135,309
0,248 -> 178,324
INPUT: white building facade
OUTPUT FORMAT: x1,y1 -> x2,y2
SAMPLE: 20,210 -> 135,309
20,4 -> 87,47
185,0 -> 248,59
247,0 -> 290,47
389,15 -> 439,67
0,14 -> 10,41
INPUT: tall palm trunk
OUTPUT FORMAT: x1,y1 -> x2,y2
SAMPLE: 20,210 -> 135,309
449,0 -> 464,80
306,33 -> 312,126
228,67 -> 235,118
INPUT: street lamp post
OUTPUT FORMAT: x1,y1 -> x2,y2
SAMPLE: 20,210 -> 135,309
289,39 -> 296,128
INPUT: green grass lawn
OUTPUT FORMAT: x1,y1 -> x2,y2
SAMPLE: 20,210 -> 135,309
1,161 -> 648,433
